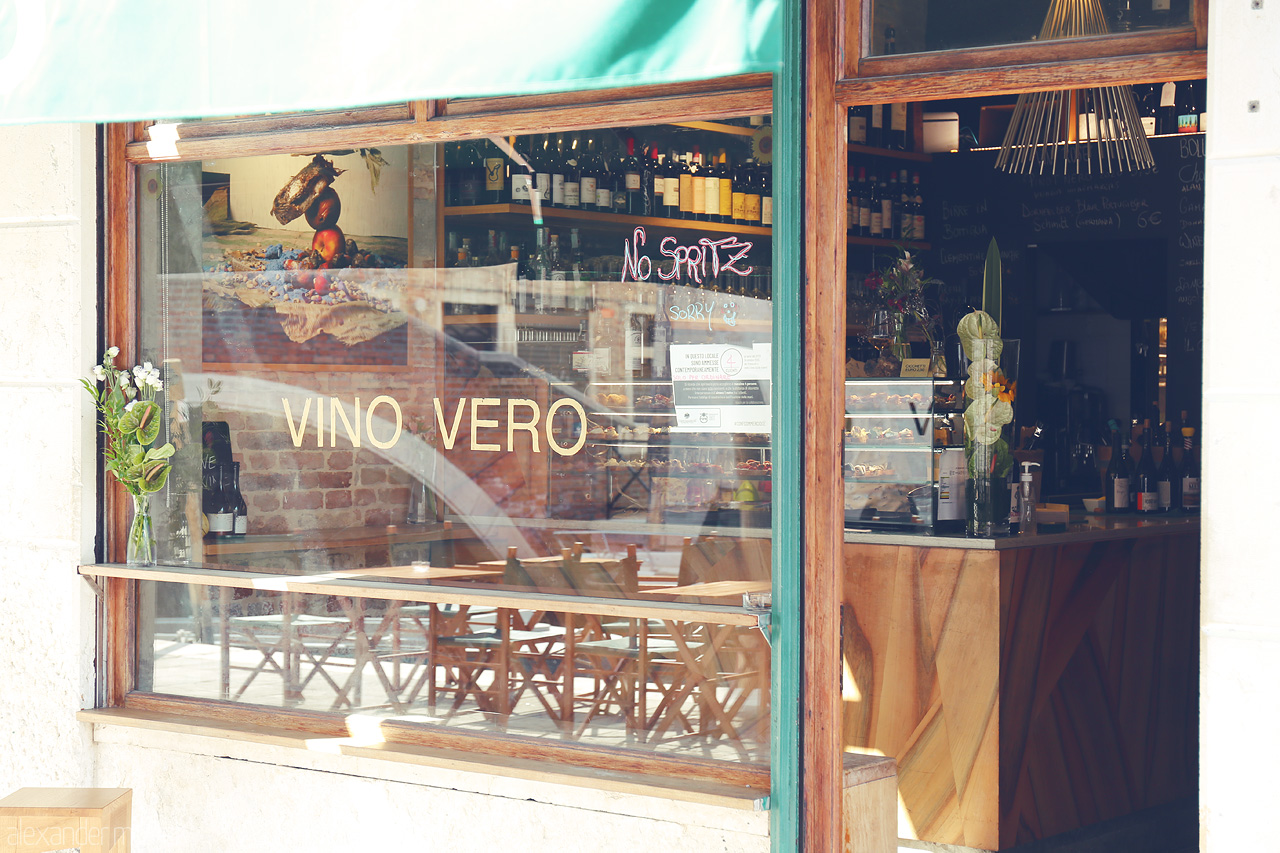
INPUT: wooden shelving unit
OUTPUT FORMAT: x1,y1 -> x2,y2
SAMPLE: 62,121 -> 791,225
443,203 -> 773,238
847,143 -> 933,162
848,235 -> 931,250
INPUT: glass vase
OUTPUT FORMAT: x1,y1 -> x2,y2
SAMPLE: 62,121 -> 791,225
963,338 -> 1020,537
127,493 -> 157,566
406,477 -> 436,525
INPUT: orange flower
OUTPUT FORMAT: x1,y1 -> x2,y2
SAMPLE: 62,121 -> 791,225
984,371 -> 1016,403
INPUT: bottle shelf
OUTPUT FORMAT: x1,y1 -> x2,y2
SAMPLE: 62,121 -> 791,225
848,235 -> 931,250
443,204 -> 773,238
670,120 -> 760,137
847,143 -> 933,163
441,312 -> 584,328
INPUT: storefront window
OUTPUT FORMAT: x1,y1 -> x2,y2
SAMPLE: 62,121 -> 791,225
868,0 -> 1192,56
132,119 -> 776,764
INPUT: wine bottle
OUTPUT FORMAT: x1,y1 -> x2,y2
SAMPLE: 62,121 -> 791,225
510,243 -> 527,312
482,139 -> 506,204
511,137 -> 534,205
1136,83 -> 1158,136
761,167 -> 773,227
1180,419 -> 1201,512
703,150 -> 721,222
1177,80 -> 1200,133
594,139 -> 613,211
886,172 -> 900,239
1158,82 -> 1178,135
911,172 -> 925,241
443,142 -> 460,206
549,233 -> 568,311
548,135 -> 566,207
531,135 -> 552,207
678,151 -> 694,220
889,102 -> 909,151
623,137 -> 644,215
231,460 -> 248,535
898,169 -> 913,240
868,172 -> 882,237
883,25 -> 897,54
731,158 -> 747,224
879,174 -> 893,239
857,167 -> 872,236
580,134 -> 600,211
650,147 -> 665,214
1134,421 -> 1160,513
563,135 -> 582,209
662,149 -> 682,219
1198,78 -> 1209,134
846,180 -> 856,233
868,104 -> 884,148
1106,429 -> 1134,513
1150,0 -> 1172,27
1156,420 -> 1180,512
458,142 -> 484,206
206,460 -> 235,536
848,106 -> 868,144
531,227 -> 550,314
690,148 -> 707,221
718,152 -> 733,223
744,160 -> 762,223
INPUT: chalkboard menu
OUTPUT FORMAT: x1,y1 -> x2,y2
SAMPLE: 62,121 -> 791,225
926,135 -> 1204,419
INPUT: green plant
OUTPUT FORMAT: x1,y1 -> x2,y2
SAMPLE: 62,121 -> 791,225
81,347 -> 175,496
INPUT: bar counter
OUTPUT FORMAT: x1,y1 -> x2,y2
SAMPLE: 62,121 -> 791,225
841,514 -> 1199,850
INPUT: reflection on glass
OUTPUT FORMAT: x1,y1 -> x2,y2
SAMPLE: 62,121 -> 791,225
869,0 -> 1191,56
134,122 -> 775,764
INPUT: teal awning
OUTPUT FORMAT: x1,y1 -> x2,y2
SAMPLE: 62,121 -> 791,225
0,0 -> 780,125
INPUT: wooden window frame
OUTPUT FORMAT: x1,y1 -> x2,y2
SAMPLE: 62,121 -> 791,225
100,75 -> 777,790
844,0 -> 1209,81
800,0 -> 1209,847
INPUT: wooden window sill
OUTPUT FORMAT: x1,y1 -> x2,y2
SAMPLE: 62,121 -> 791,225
78,707 -> 770,811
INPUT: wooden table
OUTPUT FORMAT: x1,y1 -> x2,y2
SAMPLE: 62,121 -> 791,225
0,788 -> 131,853
638,580 -> 771,600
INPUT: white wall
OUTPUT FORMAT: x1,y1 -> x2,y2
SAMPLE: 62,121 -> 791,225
1201,2 -> 1280,850
0,122 -> 99,789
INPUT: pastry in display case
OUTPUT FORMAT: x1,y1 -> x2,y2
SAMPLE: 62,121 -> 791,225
844,377 -> 964,530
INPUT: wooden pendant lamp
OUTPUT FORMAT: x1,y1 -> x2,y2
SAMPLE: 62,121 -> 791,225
995,0 -> 1156,175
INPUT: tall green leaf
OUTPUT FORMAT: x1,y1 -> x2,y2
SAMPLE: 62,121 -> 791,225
982,238 -> 1002,331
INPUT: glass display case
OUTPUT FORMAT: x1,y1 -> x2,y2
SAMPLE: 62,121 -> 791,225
844,377 -> 964,530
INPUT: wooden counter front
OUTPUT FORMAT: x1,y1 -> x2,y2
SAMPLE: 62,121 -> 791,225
841,522 -> 1199,850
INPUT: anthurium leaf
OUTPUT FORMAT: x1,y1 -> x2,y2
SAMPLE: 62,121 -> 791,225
119,408 -> 140,433
982,238 -> 1002,330
127,444 -> 145,466
145,443 -> 175,461
140,462 -> 170,493
135,402 -> 161,445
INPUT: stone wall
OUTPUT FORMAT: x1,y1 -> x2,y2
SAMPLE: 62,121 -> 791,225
1200,2 -> 1280,850
0,123 -> 99,789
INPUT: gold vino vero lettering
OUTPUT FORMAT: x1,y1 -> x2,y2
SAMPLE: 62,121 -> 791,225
282,395 -> 587,455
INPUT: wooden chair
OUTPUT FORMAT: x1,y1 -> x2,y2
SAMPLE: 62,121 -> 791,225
427,547 -> 569,724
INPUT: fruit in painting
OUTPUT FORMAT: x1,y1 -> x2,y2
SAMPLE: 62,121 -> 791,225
305,188 -> 342,230
312,227 -> 345,262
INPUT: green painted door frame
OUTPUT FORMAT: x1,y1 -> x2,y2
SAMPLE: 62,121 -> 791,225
770,0 -> 803,848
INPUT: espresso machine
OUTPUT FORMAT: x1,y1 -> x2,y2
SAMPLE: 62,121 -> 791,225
1037,340 -> 1107,498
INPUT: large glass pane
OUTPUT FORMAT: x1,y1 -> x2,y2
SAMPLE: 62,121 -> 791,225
133,118 -> 776,763
869,0 -> 1192,57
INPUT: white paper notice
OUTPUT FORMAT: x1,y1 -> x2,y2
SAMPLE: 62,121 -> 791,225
670,343 -> 771,434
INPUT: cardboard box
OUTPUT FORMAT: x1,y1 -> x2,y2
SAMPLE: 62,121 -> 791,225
923,111 -> 959,153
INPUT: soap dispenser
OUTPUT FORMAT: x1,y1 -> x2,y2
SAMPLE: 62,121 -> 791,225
1017,461 -> 1040,535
